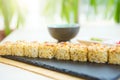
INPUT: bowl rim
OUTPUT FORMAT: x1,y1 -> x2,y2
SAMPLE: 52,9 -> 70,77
48,24 -> 80,28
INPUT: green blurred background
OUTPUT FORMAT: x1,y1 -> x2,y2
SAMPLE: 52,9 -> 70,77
0,0 -> 119,37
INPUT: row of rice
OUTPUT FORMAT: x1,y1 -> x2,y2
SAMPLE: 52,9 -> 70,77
0,40 -> 120,65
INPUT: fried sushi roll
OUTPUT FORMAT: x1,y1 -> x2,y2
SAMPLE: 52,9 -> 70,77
39,42 -> 57,59
70,43 -> 88,61
88,43 -> 108,63
0,41 -> 12,55
108,45 -> 120,65
11,40 -> 26,56
55,42 -> 70,60
24,41 -> 39,58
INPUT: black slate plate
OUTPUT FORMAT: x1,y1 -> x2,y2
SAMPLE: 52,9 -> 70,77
2,55 -> 120,80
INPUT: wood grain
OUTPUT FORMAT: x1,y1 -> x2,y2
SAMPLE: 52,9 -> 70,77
0,57 -> 83,80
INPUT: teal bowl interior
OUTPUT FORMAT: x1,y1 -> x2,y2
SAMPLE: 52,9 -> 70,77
48,24 -> 80,42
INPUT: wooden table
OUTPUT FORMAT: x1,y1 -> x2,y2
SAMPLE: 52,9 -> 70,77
0,24 -> 120,80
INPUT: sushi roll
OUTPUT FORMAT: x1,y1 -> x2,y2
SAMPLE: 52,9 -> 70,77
55,42 -> 70,60
70,43 -> 88,61
24,41 -> 39,58
11,40 -> 26,56
0,41 -> 12,55
39,42 -> 57,59
88,43 -> 108,63
108,45 -> 120,65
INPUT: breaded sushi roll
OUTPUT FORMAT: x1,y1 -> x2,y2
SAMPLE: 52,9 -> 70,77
11,40 -> 26,56
24,41 -> 39,58
88,43 -> 108,63
0,41 -> 12,55
108,45 -> 120,65
55,42 -> 70,60
39,42 -> 57,59
70,43 -> 88,61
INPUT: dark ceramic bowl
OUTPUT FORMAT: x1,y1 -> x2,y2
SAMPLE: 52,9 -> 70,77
48,24 -> 80,42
